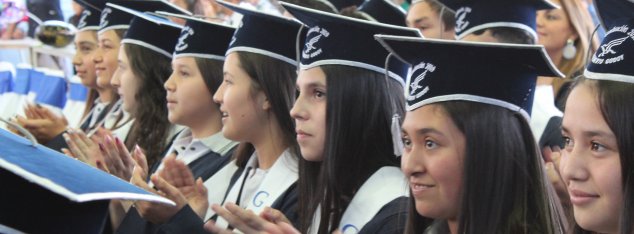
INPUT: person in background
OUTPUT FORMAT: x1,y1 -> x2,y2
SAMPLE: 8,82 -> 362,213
0,0 -> 27,39
406,0 -> 455,39
536,0 -> 599,108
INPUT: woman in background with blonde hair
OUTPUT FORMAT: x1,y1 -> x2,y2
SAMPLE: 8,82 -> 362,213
536,0 -> 599,98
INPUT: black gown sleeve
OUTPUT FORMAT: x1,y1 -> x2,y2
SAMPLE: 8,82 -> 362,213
358,196 -> 409,234
44,132 -> 68,152
156,205 -> 208,234
269,183 -> 299,228
117,146 -> 237,234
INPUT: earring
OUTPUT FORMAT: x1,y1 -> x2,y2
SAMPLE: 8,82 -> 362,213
563,38 -> 577,60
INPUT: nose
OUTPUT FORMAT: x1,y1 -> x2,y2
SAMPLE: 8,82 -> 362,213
401,147 -> 425,178
536,11 -> 546,28
290,93 -> 307,121
213,82 -> 225,105
110,70 -> 121,88
72,52 -> 82,66
164,72 -> 176,92
560,144 -> 590,185
92,47 -> 103,64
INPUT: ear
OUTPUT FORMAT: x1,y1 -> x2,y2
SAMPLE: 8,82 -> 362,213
262,97 -> 271,111
570,31 -> 580,41
256,91 -> 271,111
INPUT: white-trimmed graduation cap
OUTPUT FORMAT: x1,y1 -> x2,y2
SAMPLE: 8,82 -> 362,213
584,0 -> 634,83
157,12 -> 236,61
110,4 -> 183,58
375,35 -> 563,119
357,0 -> 407,27
217,0 -> 304,66
281,2 -> 423,87
0,129 -> 173,233
99,0 -> 190,34
436,0 -> 558,41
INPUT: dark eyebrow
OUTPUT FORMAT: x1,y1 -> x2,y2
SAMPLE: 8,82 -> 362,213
412,16 -> 428,25
304,81 -> 326,89
583,130 -> 616,139
78,41 -> 96,47
561,125 -> 616,139
416,127 -> 444,136
403,126 -> 444,136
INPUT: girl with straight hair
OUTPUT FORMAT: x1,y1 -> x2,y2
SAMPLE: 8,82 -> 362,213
209,3 -> 422,233
114,13 -> 239,233
559,1 -> 634,233
375,35 -> 568,234
202,1 -> 303,232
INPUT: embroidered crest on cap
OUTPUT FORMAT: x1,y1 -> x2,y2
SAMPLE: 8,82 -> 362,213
302,26 -> 330,59
454,7 -> 472,33
407,61 -> 435,101
175,25 -> 194,52
100,7 -> 112,28
229,21 -> 243,46
78,10 -> 91,28
591,25 -> 633,65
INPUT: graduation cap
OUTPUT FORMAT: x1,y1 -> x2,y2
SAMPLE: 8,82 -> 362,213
357,0 -> 407,27
327,0 -> 365,11
74,0 -> 106,31
99,0 -> 191,34
436,0 -> 558,41
281,2 -> 422,87
374,35 -> 563,118
109,4 -> 183,58
217,0 -> 304,66
157,12 -> 236,61
584,0 -> 634,83
0,128 -> 173,233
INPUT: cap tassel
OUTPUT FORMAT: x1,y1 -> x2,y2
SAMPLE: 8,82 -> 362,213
391,114 -> 403,156
584,24 -> 601,68
384,53 -> 403,157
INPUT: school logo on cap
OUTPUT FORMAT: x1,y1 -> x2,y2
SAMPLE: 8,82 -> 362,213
78,10 -> 91,28
407,61 -> 435,101
229,21 -> 243,46
175,26 -> 194,52
455,7 -> 472,33
302,26 -> 330,59
100,7 -> 112,28
591,25 -> 632,65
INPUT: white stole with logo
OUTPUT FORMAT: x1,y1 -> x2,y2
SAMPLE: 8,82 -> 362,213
214,149 -> 298,230
203,160 -> 240,220
338,166 -> 408,234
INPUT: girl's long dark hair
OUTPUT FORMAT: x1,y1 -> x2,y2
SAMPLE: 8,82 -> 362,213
404,101 -> 561,234
122,43 -> 172,167
298,65 -> 401,233
229,52 -> 300,169
569,77 -> 634,234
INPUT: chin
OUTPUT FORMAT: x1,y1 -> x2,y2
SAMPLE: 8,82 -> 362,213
301,151 -> 324,162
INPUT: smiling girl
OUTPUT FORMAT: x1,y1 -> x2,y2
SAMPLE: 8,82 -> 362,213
376,35 -> 567,234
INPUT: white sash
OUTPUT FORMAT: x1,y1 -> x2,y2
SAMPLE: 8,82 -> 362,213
203,160 -> 239,220
215,149 -> 298,230
338,166 -> 409,234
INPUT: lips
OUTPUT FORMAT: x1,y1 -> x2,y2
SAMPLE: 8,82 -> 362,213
75,70 -> 86,77
95,66 -> 106,75
166,98 -> 177,108
569,189 -> 600,206
220,109 -> 229,122
296,129 -> 312,140
410,181 -> 435,196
